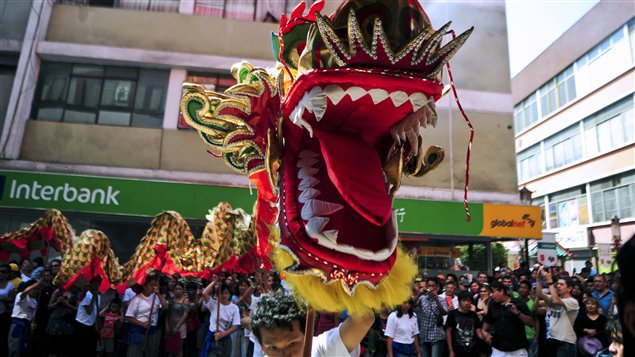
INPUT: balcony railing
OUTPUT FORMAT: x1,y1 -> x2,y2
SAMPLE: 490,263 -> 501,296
57,0 -> 179,13
56,0 -> 307,21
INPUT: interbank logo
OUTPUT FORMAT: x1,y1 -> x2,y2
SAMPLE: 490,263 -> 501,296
4,179 -> 120,205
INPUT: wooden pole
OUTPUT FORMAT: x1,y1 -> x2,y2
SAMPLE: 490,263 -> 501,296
302,306 -> 316,357
142,291 -> 156,352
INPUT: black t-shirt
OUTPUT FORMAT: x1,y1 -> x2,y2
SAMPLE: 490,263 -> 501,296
484,298 -> 531,351
445,309 -> 481,353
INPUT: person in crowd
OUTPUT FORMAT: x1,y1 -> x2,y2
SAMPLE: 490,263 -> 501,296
201,279 -> 241,357
363,307 -> 390,357
248,289 -> 374,356
385,298 -> 421,357
481,281 -> 533,357
232,278 -> 249,357
19,259 -> 33,283
518,280 -> 538,357
536,267 -> 579,357
416,277 -> 447,357
592,275 -> 614,317
166,281 -> 190,357
502,276 -> 519,298
0,263 -> 16,356
183,282 -> 201,357
97,298 -> 123,357
440,281 -> 459,325
477,272 -> 488,285
469,282 -> 480,302
605,317 -> 624,357
445,291 -> 482,357
458,279 -> 471,294
8,279 -> 40,356
28,267 -> 55,356
125,274 -> 169,356
616,234 -> 634,356
75,277 -> 102,357
9,263 -> 22,289
584,261 -> 597,277
49,258 -> 61,276
573,296 -> 608,356
46,287 -> 78,357
33,257 -> 45,270
514,262 -> 531,280
473,284 -> 491,321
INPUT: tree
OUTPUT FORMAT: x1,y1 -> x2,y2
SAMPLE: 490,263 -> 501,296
460,243 -> 508,272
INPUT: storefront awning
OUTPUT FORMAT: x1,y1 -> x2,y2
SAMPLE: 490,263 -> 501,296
528,242 -> 573,257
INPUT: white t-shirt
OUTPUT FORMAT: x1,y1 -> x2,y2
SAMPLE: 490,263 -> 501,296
11,292 -> 37,320
546,296 -> 579,344
260,325 -> 359,357
249,295 -> 263,356
385,311 -> 420,344
122,288 -> 137,303
126,293 -> 161,327
203,297 -> 240,333
76,291 -> 101,326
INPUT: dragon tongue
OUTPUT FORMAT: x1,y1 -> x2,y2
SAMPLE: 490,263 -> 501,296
314,130 -> 392,226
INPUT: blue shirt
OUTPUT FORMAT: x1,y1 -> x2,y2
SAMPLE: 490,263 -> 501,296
591,289 -> 613,316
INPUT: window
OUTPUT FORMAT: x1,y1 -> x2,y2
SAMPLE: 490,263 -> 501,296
543,123 -> 582,171
194,0 -> 304,22
590,171 -> 635,222
576,24 -> 632,95
32,62 -> 169,128
583,95 -> 635,156
548,187 -> 588,228
178,72 -> 235,129
517,144 -> 542,182
538,65 -> 576,117
513,93 -> 538,133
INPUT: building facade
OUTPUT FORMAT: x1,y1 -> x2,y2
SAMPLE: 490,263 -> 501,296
1,0 -> 532,273
512,0 -> 635,272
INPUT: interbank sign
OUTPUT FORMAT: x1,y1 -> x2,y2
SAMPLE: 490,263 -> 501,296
0,170 -> 542,239
0,170 -> 256,219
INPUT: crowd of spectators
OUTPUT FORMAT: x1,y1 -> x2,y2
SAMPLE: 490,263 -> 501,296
0,249 -> 631,357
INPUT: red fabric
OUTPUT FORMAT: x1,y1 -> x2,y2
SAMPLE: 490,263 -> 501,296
315,130 -> 391,226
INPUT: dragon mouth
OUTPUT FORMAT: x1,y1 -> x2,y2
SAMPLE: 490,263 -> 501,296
278,68 -> 443,281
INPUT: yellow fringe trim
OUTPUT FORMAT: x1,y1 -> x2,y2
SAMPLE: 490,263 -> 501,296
274,246 -> 417,317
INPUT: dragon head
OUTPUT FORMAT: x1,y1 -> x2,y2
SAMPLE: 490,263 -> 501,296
182,0 -> 472,315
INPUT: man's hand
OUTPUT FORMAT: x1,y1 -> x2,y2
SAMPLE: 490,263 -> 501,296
509,304 -> 520,316
481,331 -> 493,344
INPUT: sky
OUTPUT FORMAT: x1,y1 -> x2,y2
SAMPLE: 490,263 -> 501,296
505,0 -> 601,78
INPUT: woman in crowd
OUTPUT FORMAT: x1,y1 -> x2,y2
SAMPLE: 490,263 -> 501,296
385,297 -> 421,357
46,287 -> 78,357
0,264 -> 16,356
473,283 -> 491,319
574,296 -> 608,356
166,281 -> 190,357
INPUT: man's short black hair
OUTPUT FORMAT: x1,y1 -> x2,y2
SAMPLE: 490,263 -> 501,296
490,281 -> 508,295
457,291 -> 471,302
250,290 -> 306,344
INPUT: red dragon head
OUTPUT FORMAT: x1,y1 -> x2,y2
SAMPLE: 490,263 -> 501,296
182,0 -> 472,315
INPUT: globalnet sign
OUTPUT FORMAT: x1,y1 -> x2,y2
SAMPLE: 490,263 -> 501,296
8,180 -> 120,205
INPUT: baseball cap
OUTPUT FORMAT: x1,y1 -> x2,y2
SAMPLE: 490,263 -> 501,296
9,263 -> 19,272
414,274 -> 423,282
460,279 -> 471,287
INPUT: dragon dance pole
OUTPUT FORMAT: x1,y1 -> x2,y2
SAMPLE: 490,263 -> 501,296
302,306 -> 316,357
